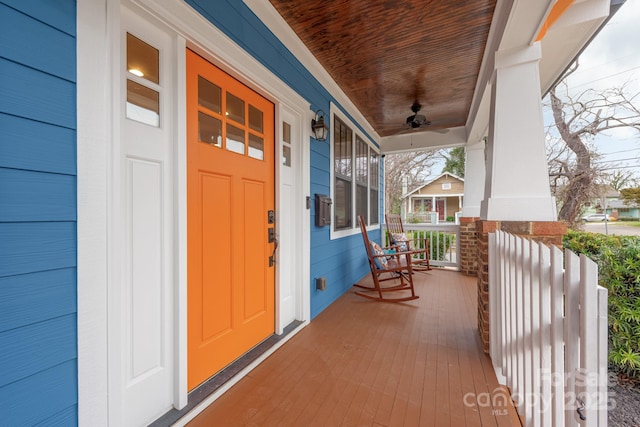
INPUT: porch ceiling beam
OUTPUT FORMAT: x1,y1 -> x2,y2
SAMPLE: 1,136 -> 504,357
379,126 -> 466,154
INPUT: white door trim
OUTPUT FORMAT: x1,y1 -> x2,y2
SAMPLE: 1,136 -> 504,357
77,0 -> 113,424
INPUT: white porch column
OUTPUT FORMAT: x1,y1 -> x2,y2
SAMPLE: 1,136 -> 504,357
481,42 -> 557,221
462,139 -> 486,217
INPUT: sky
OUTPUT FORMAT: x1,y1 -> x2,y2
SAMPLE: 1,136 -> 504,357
543,0 -> 640,180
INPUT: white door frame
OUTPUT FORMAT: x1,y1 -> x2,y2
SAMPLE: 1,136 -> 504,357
276,105 -> 311,334
78,0 -> 311,423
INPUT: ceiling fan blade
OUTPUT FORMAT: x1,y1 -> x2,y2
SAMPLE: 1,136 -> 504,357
430,128 -> 450,134
395,125 -> 450,135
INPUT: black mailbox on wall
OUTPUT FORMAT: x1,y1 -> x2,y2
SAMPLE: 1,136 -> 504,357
315,194 -> 332,227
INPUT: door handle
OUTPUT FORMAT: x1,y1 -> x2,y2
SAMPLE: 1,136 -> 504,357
267,212 -> 277,266
269,235 -> 278,267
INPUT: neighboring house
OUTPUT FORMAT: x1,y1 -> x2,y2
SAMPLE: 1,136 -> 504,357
0,0 -> 618,425
584,185 -> 640,220
401,173 -> 464,222
607,199 -> 640,219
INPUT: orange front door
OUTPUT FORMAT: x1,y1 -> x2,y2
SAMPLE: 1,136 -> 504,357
186,50 -> 275,390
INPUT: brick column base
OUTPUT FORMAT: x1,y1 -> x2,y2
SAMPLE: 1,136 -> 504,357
476,220 -> 567,353
459,217 -> 479,276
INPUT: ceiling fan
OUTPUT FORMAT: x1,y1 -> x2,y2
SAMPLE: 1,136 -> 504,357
406,102 -> 430,129
401,101 -> 449,134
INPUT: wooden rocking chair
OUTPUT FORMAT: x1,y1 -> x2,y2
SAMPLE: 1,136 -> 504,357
385,213 -> 432,271
353,215 -> 419,302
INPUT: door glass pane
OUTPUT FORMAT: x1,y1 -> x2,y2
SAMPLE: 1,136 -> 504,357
282,122 -> 291,167
126,79 -> 159,127
126,33 -> 159,84
226,92 -> 244,124
198,112 -> 222,147
283,122 -> 291,144
248,134 -> 264,160
282,146 -> 291,167
226,124 -> 245,154
249,105 -> 263,133
198,76 -> 221,114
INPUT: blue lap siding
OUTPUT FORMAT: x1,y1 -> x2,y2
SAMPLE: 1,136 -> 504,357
0,1 -> 77,425
186,0 -> 384,318
1,0 -> 380,423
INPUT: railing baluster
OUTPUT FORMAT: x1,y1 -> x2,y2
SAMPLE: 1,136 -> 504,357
500,231 -> 508,378
538,243 -> 552,427
597,286 -> 608,427
579,255 -> 598,426
550,245 -> 565,427
489,232 -> 500,370
521,237 -> 532,424
528,239 -> 541,427
515,236 -> 525,414
564,250 -> 581,427
508,234 -> 518,399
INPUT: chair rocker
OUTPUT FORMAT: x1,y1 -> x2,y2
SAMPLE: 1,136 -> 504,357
385,213 -> 432,272
354,215 -> 419,302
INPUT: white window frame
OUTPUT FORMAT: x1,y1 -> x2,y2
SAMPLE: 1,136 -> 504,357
330,104 -> 380,239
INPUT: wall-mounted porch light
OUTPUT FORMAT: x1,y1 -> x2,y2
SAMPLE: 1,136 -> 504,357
311,110 -> 329,141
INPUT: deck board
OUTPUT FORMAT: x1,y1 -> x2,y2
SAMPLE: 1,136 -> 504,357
185,269 -> 520,427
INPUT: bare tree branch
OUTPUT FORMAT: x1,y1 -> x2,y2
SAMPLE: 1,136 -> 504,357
384,150 -> 440,214
546,66 -> 640,227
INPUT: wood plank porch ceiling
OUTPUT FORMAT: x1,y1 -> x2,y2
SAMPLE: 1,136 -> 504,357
187,270 -> 520,426
268,0 -> 496,137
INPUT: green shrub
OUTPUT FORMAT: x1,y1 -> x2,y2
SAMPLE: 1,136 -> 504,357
563,231 -> 640,379
562,230 -> 618,261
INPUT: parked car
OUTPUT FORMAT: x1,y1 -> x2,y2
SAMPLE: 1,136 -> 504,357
582,214 -> 611,222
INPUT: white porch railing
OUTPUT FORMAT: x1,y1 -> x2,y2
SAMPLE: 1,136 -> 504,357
405,212 -> 439,224
383,223 -> 460,269
489,230 -> 608,427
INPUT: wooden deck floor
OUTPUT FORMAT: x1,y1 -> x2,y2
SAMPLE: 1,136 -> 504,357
186,269 -> 521,427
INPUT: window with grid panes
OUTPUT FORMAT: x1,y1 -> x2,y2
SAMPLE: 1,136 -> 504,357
332,115 -> 380,232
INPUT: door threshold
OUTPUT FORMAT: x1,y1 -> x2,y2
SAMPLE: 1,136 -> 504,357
149,320 -> 304,427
